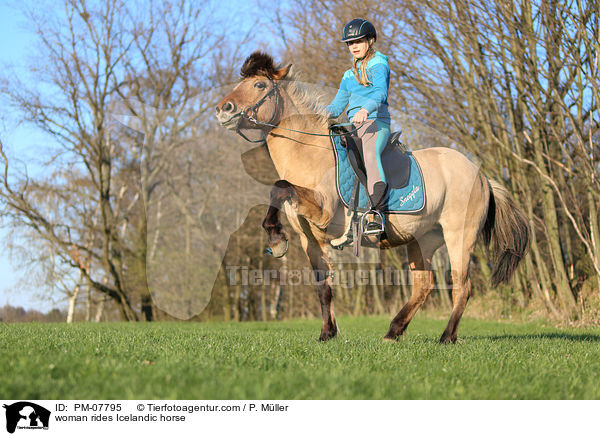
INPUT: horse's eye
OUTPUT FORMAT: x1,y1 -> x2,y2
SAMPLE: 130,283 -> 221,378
254,82 -> 266,89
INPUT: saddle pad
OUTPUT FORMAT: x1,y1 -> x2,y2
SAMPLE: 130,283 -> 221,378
331,134 -> 426,213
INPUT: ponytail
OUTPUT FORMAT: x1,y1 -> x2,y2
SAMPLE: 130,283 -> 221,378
352,43 -> 376,86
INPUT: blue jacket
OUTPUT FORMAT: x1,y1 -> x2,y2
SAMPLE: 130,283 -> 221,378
327,51 -> 391,122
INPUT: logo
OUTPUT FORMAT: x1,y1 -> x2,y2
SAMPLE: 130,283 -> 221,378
3,402 -> 50,434
399,185 -> 419,207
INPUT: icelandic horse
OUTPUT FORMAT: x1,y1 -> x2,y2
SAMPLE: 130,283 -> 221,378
216,52 -> 529,343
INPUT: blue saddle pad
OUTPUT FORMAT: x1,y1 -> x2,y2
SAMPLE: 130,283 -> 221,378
331,134 -> 426,213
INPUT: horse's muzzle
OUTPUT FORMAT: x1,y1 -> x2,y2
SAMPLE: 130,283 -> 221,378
216,113 -> 240,129
216,100 -> 239,129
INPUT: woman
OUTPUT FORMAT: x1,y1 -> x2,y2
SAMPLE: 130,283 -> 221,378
327,18 -> 391,244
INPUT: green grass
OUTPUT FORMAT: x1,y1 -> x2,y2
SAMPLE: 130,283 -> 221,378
2,316 -> 600,399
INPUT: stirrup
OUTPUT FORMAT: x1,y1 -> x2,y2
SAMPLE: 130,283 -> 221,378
361,209 -> 385,235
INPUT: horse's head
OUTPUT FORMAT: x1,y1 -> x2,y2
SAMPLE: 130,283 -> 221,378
216,51 -> 291,131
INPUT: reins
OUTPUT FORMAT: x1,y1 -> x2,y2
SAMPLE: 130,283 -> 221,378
232,76 -> 361,144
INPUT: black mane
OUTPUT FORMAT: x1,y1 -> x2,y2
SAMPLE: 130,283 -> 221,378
240,51 -> 278,78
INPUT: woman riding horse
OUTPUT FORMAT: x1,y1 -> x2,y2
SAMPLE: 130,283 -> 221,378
215,51 -> 529,344
326,19 -> 392,246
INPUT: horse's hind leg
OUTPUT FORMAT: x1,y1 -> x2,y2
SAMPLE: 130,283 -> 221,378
383,231 -> 443,341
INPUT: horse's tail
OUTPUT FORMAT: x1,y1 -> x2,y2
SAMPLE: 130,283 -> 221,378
482,179 -> 530,287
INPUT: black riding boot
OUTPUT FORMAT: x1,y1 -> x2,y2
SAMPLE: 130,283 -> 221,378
370,181 -> 389,210
363,181 -> 388,234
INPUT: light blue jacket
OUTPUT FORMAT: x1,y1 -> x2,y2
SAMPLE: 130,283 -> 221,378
327,51 -> 391,122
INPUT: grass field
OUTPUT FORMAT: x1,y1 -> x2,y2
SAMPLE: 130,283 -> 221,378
2,316 -> 600,399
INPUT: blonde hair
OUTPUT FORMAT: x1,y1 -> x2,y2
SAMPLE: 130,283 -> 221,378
352,41 -> 376,86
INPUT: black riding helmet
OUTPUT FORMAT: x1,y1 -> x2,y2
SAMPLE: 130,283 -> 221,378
341,18 -> 377,43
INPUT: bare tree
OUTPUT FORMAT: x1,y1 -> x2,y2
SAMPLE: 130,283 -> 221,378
2,0 -> 597,322
0,0 -> 252,320
268,0 -> 599,320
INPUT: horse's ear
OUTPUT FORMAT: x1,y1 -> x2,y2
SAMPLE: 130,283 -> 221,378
273,63 -> 292,80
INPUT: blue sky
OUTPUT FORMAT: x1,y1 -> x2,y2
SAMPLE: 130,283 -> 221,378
0,2 -> 40,310
0,0 -> 276,312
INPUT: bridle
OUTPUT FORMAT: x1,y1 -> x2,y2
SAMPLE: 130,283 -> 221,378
228,76 -> 281,143
227,75 -> 359,144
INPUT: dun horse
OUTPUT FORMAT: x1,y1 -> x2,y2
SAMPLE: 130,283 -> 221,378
216,52 -> 529,343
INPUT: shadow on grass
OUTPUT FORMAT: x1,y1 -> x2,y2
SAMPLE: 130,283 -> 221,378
470,333 -> 600,342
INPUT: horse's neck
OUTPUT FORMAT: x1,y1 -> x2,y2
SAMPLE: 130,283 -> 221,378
266,111 -> 334,189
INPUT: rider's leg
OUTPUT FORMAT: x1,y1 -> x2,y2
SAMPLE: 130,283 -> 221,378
360,120 -> 390,233
331,120 -> 391,247
361,120 -> 391,199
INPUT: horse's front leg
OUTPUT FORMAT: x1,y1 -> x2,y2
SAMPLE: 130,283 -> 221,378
262,179 -> 331,257
262,180 -> 294,258
293,222 -> 338,341
262,179 -> 337,340
306,239 -> 338,341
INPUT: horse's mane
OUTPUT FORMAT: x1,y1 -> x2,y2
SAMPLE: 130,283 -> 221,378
241,51 -> 278,78
241,51 -> 330,124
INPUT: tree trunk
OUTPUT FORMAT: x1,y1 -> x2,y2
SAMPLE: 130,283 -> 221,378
67,284 -> 80,323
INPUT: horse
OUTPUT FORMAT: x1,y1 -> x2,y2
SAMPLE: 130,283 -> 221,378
216,51 -> 530,343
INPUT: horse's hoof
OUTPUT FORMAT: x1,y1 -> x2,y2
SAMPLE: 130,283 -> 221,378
318,330 -> 338,342
383,334 -> 406,343
439,335 -> 457,344
265,239 -> 288,258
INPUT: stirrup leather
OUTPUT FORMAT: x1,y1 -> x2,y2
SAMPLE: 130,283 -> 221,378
361,209 -> 385,235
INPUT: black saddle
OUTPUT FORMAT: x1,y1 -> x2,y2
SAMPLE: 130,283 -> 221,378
330,125 -> 411,189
